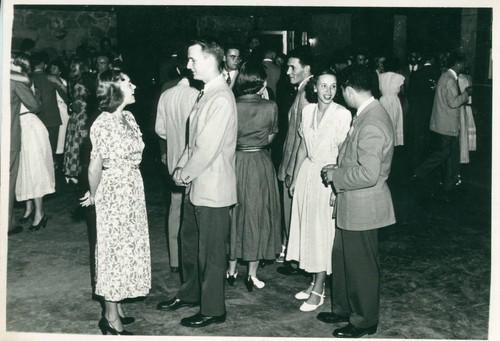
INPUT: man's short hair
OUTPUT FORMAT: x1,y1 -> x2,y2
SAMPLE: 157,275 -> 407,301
288,46 -> 314,69
224,43 -> 241,54
190,37 -> 224,65
447,50 -> 467,68
338,65 -> 372,92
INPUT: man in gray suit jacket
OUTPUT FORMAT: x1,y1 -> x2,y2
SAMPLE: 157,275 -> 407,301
319,65 -> 396,338
413,51 -> 472,195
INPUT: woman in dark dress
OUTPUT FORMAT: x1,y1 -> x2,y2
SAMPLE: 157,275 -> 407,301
226,62 -> 281,291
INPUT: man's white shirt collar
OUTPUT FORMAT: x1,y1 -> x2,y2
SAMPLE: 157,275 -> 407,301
448,68 -> 458,80
298,75 -> 313,91
356,96 -> 375,117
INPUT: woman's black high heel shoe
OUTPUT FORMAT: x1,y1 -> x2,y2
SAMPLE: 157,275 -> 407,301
18,210 -> 35,224
28,215 -> 47,232
226,270 -> 238,286
244,276 -> 254,292
120,316 -> 135,325
98,317 -> 133,335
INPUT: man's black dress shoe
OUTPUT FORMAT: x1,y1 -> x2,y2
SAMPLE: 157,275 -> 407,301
156,297 -> 199,311
180,312 -> 226,328
276,264 -> 302,276
316,312 -> 350,324
170,266 -> 179,273
8,225 -> 23,236
333,323 -> 377,338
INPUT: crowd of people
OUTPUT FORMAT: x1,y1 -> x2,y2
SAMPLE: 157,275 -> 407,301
8,33 -> 476,338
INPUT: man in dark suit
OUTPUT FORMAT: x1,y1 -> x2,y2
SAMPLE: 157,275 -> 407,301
262,46 -> 281,99
319,65 -> 396,338
31,52 -> 66,157
398,49 -> 421,145
412,51 -> 472,196
9,53 -> 41,235
408,51 -> 442,169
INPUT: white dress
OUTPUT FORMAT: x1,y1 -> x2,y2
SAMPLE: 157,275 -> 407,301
379,71 -> 405,146
16,113 -> 55,201
55,78 -> 69,154
286,102 -> 351,274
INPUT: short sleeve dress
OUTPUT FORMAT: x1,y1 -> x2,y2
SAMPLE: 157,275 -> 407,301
90,110 -> 151,301
229,94 -> 282,261
286,102 -> 351,274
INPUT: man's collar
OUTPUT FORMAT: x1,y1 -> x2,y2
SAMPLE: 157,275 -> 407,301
204,73 -> 224,91
298,75 -> 313,91
448,68 -> 458,80
356,96 -> 375,117
263,58 -> 273,62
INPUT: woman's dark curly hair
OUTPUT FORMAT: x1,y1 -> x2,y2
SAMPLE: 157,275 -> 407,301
305,68 -> 337,103
234,61 -> 267,96
96,69 -> 126,113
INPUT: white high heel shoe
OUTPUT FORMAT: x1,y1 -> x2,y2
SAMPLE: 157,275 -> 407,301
295,282 -> 314,300
250,276 -> 265,289
299,290 -> 325,312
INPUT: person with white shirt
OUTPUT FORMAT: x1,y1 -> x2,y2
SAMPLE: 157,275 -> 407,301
157,37 -> 237,328
222,44 -> 241,89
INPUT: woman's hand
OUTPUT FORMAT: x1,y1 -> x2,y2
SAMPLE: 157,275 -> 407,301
79,191 -> 95,206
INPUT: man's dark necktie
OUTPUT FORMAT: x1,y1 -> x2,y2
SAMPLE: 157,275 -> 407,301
186,88 -> 204,145
226,73 -> 231,86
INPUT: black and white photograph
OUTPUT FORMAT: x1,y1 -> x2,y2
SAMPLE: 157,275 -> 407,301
0,0 -> 496,340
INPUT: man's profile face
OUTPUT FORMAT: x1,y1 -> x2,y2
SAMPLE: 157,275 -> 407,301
224,49 -> 240,71
187,44 -> 213,83
287,57 -> 308,85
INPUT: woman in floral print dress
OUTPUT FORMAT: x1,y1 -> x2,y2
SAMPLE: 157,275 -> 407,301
82,70 -> 151,335
63,58 -> 96,183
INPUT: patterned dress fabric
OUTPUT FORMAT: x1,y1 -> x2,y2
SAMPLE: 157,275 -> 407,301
16,113 -> 55,201
63,79 -> 90,178
229,94 -> 282,261
90,110 -> 151,301
286,103 -> 351,274
379,71 -> 405,146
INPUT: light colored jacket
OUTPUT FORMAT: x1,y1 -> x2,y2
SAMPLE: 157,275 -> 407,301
331,100 -> 396,231
155,80 -> 199,174
429,70 -> 469,137
177,75 -> 237,207
277,80 -> 310,181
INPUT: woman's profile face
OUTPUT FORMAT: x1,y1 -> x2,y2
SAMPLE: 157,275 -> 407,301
315,74 -> 337,105
119,73 -> 136,105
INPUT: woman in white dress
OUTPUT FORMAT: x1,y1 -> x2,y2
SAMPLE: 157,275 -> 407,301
11,53 -> 55,231
287,69 -> 352,312
378,57 -> 405,146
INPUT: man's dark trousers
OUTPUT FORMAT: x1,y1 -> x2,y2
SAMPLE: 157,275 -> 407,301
414,132 -> 459,191
331,228 -> 379,329
177,197 -> 230,316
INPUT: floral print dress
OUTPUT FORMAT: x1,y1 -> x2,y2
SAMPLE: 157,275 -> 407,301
90,110 -> 151,301
63,79 -> 91,179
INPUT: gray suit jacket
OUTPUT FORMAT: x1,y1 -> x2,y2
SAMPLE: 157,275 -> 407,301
10,74 -> 40,151
331,99 -> 396,231
429,70 -> 469,137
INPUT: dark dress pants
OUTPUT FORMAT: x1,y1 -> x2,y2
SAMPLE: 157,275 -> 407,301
46,126 -> 59,156
8,150 -> 20,231
177,197 -> 230,316
414,132 -> 459,191
331,228 -> 379,328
